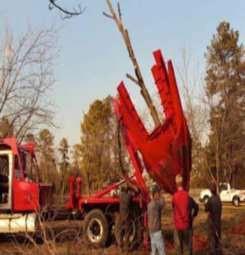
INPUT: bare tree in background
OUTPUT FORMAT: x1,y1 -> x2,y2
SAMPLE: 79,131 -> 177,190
0,27 -> 57,141
178,49 -> 208,143
177,49 -> 211,186
48,0 -> 85,19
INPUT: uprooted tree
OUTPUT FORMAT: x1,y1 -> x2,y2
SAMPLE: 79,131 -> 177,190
77,1 -> 161,194
104,0 -> 161,128
0,27 -> 57,141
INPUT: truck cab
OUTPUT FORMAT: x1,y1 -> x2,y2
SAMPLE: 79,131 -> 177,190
0,137 -> 53,233
200,182 -> 245,207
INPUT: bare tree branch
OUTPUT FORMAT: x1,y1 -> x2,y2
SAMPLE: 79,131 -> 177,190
126,73 -> 140,86
176,48 -> 213,186
0,27 -> 57,140
48,0 -> 85,19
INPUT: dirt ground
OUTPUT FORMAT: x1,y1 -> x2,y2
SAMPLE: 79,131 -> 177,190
0,202 -> 244,255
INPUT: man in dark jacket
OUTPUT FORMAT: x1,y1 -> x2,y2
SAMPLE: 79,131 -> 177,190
118,182 -> 138,251
205,182 -> 222,255
188,196 -> 199,255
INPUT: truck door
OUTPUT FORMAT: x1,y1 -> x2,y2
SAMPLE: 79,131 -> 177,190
12,153 -> 39,212
0,150 -> 13,210
220,183 -> 229,202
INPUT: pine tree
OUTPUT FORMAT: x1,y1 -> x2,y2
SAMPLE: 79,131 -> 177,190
205,21 -> 245,187
58,137 -> 70,194
71,144 -> 82,170
80,97 -> 128,193
37,129 -> 58,186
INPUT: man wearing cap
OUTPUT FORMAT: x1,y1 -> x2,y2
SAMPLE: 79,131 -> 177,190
147,185 -> 166,255
188,195 -> 199,255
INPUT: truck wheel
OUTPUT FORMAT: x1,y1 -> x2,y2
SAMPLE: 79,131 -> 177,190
83,209 -> 109,247
203,195 -> 209,204
232,196 -> 240,207
114,214 -> 143,251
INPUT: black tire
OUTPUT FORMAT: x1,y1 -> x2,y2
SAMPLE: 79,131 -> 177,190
114,213 -> 143,251
232,196 -> 240,207
203,195 -> 209,204
83,209 -> 109,247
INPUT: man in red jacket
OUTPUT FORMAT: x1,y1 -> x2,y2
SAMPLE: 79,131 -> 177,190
172,174 -> 190,255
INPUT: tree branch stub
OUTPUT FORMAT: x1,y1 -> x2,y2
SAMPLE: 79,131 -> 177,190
104,0 -> 161,128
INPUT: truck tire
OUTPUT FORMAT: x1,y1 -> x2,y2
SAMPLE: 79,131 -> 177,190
203,195 -> 209,204
114,213 -> 143,251
232,196 -> 240,207
83,209 -> 109,247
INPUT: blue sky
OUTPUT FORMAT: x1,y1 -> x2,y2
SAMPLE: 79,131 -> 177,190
1,0 -> 244,146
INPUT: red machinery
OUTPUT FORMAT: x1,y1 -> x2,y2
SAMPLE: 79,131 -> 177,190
0,49 -> 191,250
114,49 -> 191,194
0,137 -> 52,233
75,49 -> 191,248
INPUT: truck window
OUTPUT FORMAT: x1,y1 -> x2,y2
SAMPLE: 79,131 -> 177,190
24,152 -> 39,182
0,155 -> 9,203
14,150 -> 39,182
219,183 -> 228,192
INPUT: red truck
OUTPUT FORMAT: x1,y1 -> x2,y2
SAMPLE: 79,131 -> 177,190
0,50 -> 191,250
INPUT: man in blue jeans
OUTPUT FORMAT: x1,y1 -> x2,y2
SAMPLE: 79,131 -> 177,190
147,185 -> 166,255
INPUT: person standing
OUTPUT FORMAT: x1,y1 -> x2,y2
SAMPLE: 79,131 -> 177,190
172,174 -> 190,255
118,182 -> 138,251
118,184 -> 131,250
205,182 -> 222,255
147,185 -> 166,255
188,196 -> 199,255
